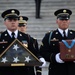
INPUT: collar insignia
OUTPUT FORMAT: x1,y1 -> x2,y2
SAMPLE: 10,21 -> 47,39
20,34 -> 22,36
70,31 -> 72,34
5,34 -> 7,36
56,32 -> 58,34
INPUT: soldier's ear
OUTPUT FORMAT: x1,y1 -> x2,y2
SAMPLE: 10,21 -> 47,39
4,21 -> 6,26
56,19 -> 58,24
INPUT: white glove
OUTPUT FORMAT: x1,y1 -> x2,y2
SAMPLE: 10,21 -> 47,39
73,61 -> 75,63
55,53 -> 64,63
39,58 -> 46,68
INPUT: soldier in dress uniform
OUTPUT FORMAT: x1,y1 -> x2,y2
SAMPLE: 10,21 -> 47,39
18,16 -> 28,33
0,9 -> 46,75
40,9 -> 75,75
18,16 -> 42,75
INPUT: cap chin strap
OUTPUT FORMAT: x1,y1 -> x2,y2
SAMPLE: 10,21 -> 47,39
4,14 -> 19,20
57,13 -> 69,16
5,13 -> 18,18
19,20 -> 27,24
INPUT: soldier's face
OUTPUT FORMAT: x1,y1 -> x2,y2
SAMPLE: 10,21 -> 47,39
18,25 -> 27,33
4,19 -> 19,31
56,19 -> 70,30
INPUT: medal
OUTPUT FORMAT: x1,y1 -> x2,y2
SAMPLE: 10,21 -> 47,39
68,49 -> 71,52
71,55 -> 74,58
62,40 -> 75,49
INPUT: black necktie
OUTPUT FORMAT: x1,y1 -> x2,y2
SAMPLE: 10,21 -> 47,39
63,30 -> 67,39
11,32 -> 15,40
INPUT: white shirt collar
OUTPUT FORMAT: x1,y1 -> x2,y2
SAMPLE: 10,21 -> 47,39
7,29 -> 18,38
58,28 -> 68,37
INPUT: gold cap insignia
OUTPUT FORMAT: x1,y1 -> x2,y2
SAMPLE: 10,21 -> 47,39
11,10 -> 15,14
63,10 -> 67,13
20,16 -> 23,20
11,10 -> 15,13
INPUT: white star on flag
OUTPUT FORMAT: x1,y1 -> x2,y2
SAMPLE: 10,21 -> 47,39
25,56 -> 31,63
13,44 -> 19,51
1,57 -> 8,63
13,57 -> 20,63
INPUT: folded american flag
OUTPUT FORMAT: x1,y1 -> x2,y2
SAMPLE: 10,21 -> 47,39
0,39 -> 42,66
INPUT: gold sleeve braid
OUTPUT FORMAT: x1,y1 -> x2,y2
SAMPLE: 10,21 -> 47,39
36,70 -> 42,73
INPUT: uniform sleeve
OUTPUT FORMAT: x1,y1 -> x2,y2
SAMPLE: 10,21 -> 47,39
40,32 -> 56,62
35,66 -> 42,75
28,35 -> 41,58
33,39 -> 42,58
0,32 -> 4,54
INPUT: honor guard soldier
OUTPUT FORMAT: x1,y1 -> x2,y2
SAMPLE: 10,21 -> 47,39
18,16 -> 28,33
40,9 -> 75,75
0,9 -> 46,75
18,16 -> 43,75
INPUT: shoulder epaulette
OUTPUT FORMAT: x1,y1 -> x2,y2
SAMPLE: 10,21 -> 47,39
46,30 -> 54,34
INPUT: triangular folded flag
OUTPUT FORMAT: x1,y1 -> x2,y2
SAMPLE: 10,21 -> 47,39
0,39 -> 42,66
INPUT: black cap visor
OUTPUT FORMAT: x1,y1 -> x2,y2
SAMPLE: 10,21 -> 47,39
58,17 -> 69,20
4,15 -> 19,20
57,14 -> 70,20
